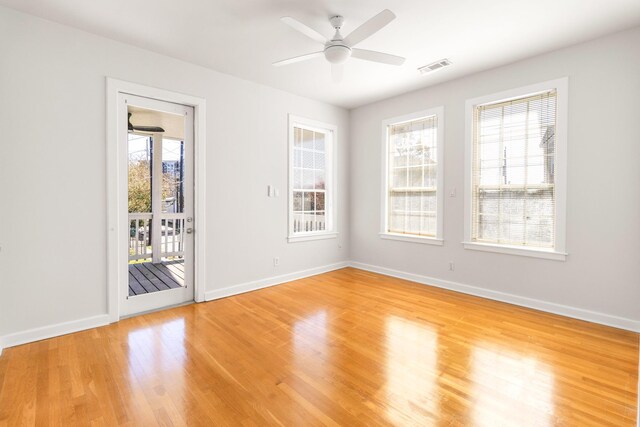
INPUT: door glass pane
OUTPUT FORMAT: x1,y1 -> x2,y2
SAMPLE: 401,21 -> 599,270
162,138 -> 184,214
128,134 -> 152,214
127,105 -> 187,298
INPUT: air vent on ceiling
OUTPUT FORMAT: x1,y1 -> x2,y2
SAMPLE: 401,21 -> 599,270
418,58 -> 452,75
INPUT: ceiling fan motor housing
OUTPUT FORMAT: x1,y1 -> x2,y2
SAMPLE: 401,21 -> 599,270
324,44 -> 351,64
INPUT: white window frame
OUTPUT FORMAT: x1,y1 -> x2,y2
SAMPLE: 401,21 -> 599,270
380,106 -> 445,245
463,78 -> 568,261
288,115 -> 338,243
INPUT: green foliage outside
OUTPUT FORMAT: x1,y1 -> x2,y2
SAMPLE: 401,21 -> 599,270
128,159 -> 152,213
128,160 -> 180,213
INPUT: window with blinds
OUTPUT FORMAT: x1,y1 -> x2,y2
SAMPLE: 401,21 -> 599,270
471,90 -> 557,248
386,114 -> 439,238
289,117 -> 335,240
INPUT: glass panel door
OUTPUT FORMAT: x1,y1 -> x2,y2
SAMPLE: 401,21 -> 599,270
120,95 -> 194,316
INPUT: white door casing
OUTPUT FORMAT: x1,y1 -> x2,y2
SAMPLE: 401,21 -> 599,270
119,94 -> 194,316
106,78 -> 207,321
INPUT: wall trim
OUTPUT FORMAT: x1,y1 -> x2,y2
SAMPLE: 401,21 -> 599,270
349,261 -> 640,332
0,314 -> 110,352
205,261 -> 350,301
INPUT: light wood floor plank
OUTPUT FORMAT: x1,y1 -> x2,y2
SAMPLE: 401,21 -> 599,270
0,268 -> 637,426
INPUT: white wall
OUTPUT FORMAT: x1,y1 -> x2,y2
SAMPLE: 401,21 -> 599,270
0,6 -> 349,338
0,4 -> 638,344
349,27 -> 640,325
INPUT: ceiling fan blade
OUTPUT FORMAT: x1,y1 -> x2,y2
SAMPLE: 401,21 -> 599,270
331,64 -> 344,83
127,113 -> 165,133
273,51 -> 324,67
280,17 -> 327,44
343,9 -> 396,47
133,125 -> 166,133
351,48 -> 405,66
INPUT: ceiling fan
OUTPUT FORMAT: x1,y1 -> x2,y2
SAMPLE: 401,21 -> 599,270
273,9 -> 405,81
127,112 -> 165,133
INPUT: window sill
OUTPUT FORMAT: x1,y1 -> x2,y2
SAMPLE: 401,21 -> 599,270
463,241 -> 567,261
288,232 -> 338,243
380,233 -> 444,246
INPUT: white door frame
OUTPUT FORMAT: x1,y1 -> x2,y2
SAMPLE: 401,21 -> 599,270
106,78 -> 207,322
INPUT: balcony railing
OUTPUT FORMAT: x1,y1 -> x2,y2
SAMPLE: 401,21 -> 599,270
292,213 -> 326,233
129,213 -> 185,261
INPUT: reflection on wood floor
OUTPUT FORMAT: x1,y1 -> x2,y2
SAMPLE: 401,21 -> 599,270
0,268 -> 637,425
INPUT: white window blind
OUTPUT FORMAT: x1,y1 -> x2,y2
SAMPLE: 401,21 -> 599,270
471,90 -> 557,248
387,115 -> 439,237
291,123 -> 333,236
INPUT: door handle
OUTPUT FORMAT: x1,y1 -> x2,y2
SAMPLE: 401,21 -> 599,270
186,228 -> 194,234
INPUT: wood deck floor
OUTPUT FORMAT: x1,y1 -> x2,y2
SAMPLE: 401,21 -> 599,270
128,260 -> 184,296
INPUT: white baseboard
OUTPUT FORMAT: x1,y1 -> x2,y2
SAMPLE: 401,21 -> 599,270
0,314 -> 111,352
205,261 -> 350,301
0,262 -> 350,354
2,259 -> 634,354
349,261 -> 640,332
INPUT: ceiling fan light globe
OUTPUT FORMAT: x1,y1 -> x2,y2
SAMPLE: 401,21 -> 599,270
324,45 -> 351,64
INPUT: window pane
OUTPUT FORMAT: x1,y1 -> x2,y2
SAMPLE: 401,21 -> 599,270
392,168 -> 407,188
314,152 -> 325,170
314,132 -> 325,151
293,148 -> 302,167
315,192 -> 325,211
161,138 -> 184,214
128,134 -> 152,213
408,192 -> 421,211
390,191 -> 405,211
302,129 -> 314,149
315,170 -> 326,190
472,90 -> 557,248
293,168 -> 302,189
409,167 -> 422,187
293,191 -> 303,212
291,124 -> 332,235
387,114 -> 438,237
302,170 -> 314,189
303,192 -> 314,211
302,150 -> 314,169
294,127 -> 302,147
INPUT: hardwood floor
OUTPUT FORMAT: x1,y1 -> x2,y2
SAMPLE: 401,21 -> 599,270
0,268 -> 637,426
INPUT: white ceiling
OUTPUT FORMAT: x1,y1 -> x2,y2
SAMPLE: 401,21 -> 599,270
2,0 -> 639,108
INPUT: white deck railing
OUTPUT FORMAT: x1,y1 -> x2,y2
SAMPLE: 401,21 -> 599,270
129,213 -> 185,261
129,213 -> 152,260
292,214 -> 326,233
160,214 -> 186,258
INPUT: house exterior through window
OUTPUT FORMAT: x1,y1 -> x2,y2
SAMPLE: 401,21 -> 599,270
288,115 -> 337,242
464,78 -> 568,260
381,107 -> 444,245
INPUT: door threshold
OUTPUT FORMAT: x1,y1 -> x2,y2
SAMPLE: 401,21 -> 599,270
120,300 -> 195,320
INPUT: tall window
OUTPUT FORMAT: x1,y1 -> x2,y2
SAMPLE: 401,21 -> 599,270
465,79 -> 568,260
381,107 -> 444,244
288,115 -> 337,242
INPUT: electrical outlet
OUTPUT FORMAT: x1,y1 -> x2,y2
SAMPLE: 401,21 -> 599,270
449,262 -> 455,271
273,257 -> 280,266
449,187 -> 456,197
